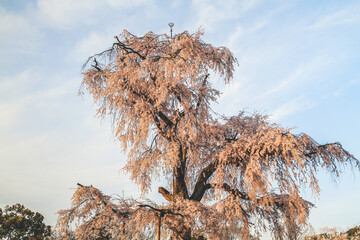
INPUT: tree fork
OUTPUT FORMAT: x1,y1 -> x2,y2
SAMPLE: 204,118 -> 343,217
190,161 -> 217,201
173,145 -> 189,199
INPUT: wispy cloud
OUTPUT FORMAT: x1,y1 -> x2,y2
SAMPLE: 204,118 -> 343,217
329,78 -> 360,98
226,2 -> 294,50
0,126 -> 130,225
0,69 -> 132,225
270,96 -> 313,121
0,69 -> 34,100
0,5 -> 43,57
0,69 -> 79,133
0,102 -> 20,130
259,55 -> 334,100
36,0 -> 147,30
190,0 -> 260,32
69,31 -> 115,63
1,71 -> 78,102
307,4 -> 360,30
227,20 -> 267,51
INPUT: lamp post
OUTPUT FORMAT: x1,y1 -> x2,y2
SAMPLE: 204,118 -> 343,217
168,22 -> 174,38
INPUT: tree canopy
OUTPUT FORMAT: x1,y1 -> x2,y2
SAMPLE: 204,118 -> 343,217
0,203 -> 52,240
56,29 -> 359,240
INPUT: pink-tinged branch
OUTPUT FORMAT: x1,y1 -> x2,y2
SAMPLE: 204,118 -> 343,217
158,187 -> 173,202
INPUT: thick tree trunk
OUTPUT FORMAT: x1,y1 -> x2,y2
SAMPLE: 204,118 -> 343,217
172,145 -> 193,240
173,145 -> 189,199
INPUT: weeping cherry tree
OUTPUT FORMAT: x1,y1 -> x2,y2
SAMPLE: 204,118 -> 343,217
55,29 -> 358,240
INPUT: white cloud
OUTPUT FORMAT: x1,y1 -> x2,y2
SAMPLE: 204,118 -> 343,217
307,4 -> 360,30
227,20 -> 267,50
0,69 -> 80,135
0,70 -> 34,131
0,6 -> 42,56
36,0 -> 99,29
190,0 -> 260,32
0,70 -> 79,104
69,31 -> 115,63
258,55 -> 334,100
36,0 -> 147,29
0,127 -> 130,225
225,2 -> 294,51
105,0 -> 146,7
0,69 -> 34,99
329,78 -> 360,98
0,102 -> 20,130
270,96 -> 313,121
27,75 -> 80,101
0,71 -> 130,225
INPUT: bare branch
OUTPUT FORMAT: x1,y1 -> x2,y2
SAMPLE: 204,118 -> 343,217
158,187 -> 173,202
114,36 -> 146,60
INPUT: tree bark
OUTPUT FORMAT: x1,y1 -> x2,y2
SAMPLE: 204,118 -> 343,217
182,229 -> 192,240
173,145 -> 189,199
190,161 -> 217,201
157,213 -> 162,240
158,187 -> 173,201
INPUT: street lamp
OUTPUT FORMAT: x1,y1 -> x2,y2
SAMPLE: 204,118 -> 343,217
168,22 -> 174,38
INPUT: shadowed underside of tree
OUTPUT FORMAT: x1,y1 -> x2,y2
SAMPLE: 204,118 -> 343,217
55,29 -> 359,240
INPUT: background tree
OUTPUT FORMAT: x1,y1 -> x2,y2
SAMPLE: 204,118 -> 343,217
56,29 -> 359,240
306,225 -> 360,240
0,203 -> 52,240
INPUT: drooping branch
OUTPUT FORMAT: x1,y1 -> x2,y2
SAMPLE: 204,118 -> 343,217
220,183 -> 250,201
214,183 -> 314,220
305,141 -> 355,160
75,183 -> 131,218
56,184 -> 138,239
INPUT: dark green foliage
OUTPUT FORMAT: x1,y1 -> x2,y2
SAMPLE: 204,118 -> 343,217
0,203 -> 52,240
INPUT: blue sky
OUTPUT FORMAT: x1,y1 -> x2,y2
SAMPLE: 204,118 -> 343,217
0,0 -> 359,237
